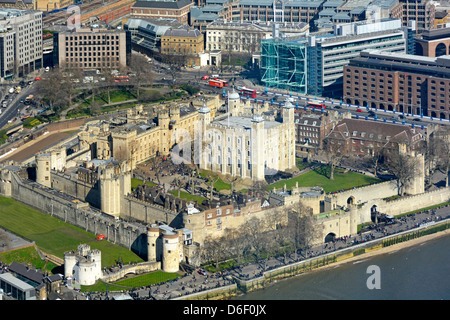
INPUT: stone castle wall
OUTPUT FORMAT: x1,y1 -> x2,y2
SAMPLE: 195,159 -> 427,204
7,171 -> 149,259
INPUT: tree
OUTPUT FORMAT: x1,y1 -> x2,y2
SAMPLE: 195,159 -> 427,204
321,139 -> 344,180
201,235 -> 228,269
430,129 -> 450,187
241,216 -> 270,271
129,54 -> 153,99
265,206 -> 291,264
60,63 -> 83,109
384,149 -> 418,195
223,228 -> 249,265
34,68 -> 66,112
286,201 -> 318,260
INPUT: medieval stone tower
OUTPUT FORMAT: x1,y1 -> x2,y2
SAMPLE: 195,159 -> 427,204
398,144 -> 425,195
162,230 -> 181,273
227,89 -> 241,116
98,161 -> 131,217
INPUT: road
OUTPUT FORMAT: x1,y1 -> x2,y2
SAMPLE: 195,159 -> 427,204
151,63 -> 449,128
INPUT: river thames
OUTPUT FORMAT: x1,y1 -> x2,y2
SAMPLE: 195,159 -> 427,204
233,234 -> 450,300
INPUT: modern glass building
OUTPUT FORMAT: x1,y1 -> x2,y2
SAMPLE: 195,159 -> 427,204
261,38 -> 307,93
261,18 -> 415,97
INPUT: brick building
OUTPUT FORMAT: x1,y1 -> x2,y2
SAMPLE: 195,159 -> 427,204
294,110 -> 343,157
323,118 -> 424,157
343,49 -> 450,120
131,0 -> 194,24
415,27 -> 450,57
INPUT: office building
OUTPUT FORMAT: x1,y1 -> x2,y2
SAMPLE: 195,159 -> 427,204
261,18 -> 413,97
131,0 -> 194,24
343,49 -> 450,120
124,17 -> 184,53
205,20 -> 309,54
0,9 -> 43,80
161,26 -> 204,65
54,27 -> 131,70
398,0 -> 435,32
415,27 -> 450,57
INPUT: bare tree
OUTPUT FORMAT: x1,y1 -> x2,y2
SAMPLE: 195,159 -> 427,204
431,131 -> 450,187
384,149 -> 418,195
286,201 -> 318,260
129,54 -> 153,99
201,235 -> 229,269
60,63 -> 83,108
321,139 -> 344,180
34,68 -> 66,112
223,228 -> 249,265
241,216 -> 270,271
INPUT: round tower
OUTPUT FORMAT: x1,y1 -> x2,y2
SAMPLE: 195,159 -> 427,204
64,251 -> 77,278
162,231 -> 180,273
77,259 -> 98,286
228,89 -> 241,116
35,153 -> 51,188
147,225 -> 160,262
78,244 -> 91,256
87,249 -> 102,280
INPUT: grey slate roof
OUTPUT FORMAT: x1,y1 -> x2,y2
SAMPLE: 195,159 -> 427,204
133,0 -> 193,9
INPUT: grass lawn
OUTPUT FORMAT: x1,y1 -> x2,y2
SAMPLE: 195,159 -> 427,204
131,178 -> 156,190
268,164 -> 381,193
199,170 -> 231,191
0,196 -> 143,268
169,190 -> 206,204
81,270 -> 179,292
0,246 -> 57,273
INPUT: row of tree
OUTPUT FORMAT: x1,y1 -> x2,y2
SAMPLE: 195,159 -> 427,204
199,202 -> 321,271
34,54 -> 153,113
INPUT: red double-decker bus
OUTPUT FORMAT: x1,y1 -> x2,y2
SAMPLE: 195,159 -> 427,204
209,79 -> 224,87
308,100 -> 326,109
240,87 -> 257,98
218,79 -> 228,86
113,75 -> 129,82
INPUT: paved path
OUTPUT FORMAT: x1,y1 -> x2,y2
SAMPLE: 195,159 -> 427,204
82,203 -> 449,300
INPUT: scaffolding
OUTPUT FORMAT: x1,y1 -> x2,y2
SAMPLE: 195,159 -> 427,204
260,38 -> 307,93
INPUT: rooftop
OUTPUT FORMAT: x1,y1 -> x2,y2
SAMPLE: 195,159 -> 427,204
133,0 -> 194,9
213,115 -> 281,130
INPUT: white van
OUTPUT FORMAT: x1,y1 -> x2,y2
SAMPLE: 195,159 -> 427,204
211,74 -> 219,78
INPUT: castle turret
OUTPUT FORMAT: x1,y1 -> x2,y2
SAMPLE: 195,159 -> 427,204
251,114 -> 265,180
162,231 -> 180,273
35,153 -> 51,188
228,89 -> 241,116
147,225 -> 160,261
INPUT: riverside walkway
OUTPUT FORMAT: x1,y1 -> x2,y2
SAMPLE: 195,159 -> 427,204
81,203 -> 449,300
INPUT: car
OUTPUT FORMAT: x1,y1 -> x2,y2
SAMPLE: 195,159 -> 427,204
35,77 -> 42,81
201,75 -> 209,80
356,108 -> 363,112
413,118 -> 421,121
198,268 -> 207,276
368,111 -> 376,116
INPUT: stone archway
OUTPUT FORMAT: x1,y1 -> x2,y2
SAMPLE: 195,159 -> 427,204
415,42 -> 424,56
347,196 -> 355,206
436,43 -> 447,57
325,232 -> 336,243
370,205 -> 378,223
